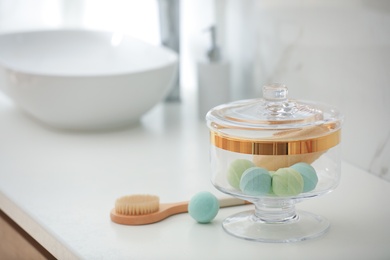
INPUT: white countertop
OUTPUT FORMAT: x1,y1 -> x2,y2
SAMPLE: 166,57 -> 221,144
1,92 -> 390,259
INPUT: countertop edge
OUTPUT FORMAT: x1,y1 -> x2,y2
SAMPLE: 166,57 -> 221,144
0,191 -> 80,260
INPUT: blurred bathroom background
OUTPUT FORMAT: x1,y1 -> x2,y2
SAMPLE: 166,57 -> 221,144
0,0 -> 389,181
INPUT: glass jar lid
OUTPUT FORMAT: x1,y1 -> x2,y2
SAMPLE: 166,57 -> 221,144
206,83 -> 343,155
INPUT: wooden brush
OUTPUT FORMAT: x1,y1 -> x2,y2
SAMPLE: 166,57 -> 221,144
110,194 -> 250,225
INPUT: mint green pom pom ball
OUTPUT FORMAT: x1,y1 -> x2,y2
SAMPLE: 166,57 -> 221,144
188,192 -> 219,224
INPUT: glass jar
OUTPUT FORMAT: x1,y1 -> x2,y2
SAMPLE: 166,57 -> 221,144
206,83 -> 343,242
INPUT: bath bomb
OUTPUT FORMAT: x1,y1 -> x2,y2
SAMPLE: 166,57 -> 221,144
239,167 -> 272,196
290,162 -> 318,192
272,168 -> 304,196
188,191 -> 219,224
227,159 -> 255,189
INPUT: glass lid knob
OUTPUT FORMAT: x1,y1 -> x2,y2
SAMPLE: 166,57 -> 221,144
261,83 -> 297,118
263,83 -> 288,102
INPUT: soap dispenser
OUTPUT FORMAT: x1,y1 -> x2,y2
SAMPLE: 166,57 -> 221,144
197,26 -> 230,119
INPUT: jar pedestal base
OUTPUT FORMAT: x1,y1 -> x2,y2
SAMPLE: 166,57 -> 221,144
222,209 -> 330,243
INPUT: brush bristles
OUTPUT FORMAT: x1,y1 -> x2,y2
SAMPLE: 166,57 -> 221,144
115,194 -> 160,215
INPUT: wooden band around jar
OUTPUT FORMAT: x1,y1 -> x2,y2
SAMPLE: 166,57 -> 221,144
210,129 -> 341,155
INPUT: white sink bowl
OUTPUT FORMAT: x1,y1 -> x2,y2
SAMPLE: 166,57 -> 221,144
0,29 -> 178,130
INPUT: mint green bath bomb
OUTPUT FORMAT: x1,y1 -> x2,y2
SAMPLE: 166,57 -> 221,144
227,159 -> 255,189
239,167 -> 271,196
290,162 -> 318,193
272,168 -> 304,196
188,192 -> 219,224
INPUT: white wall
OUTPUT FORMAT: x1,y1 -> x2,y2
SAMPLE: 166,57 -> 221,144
0,0 -> 161,45
223,0 -> 390,180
